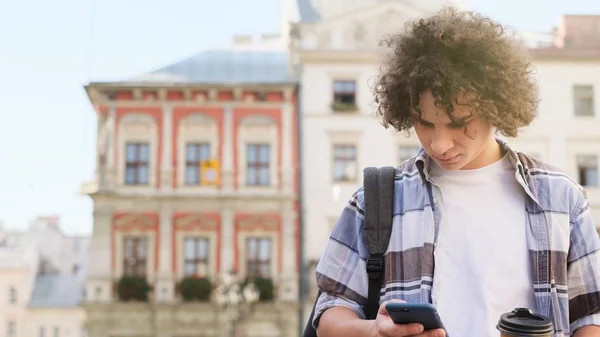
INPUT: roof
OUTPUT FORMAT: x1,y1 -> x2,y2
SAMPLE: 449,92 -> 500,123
297,0 -> 320,22
0,249 -> 29,269
0,257 -> 28,269
530,47 -> 600,60
28,274 -> 84,308
294,0 -> 449,23
127,50 -> 299,85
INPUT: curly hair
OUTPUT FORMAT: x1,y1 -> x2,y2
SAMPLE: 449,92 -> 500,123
373,6 -> 538,138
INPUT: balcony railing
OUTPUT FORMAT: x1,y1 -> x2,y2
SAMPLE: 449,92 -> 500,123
106,275 -> 277,304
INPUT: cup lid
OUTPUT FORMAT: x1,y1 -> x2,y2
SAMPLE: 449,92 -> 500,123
496,308 -> 553,336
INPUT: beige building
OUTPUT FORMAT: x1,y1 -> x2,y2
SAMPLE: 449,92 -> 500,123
290,0 -> 470,270
289,1 -> 600,315
0,251 -> 29,337
0,217 -> 89,337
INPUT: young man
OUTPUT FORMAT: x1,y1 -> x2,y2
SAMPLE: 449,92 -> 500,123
312,7 -> 600,337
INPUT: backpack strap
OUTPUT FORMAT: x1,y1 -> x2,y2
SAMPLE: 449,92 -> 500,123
363,166 -> 396,319
302,166 -> 396,336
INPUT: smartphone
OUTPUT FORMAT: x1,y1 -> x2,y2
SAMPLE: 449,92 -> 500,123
385,302 -> 447,333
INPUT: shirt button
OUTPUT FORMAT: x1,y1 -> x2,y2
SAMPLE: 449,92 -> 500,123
433,197 -> 438,204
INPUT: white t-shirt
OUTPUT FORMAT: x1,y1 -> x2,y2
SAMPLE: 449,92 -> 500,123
429,154 -> 537,337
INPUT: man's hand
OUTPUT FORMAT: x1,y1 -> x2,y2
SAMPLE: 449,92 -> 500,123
373,300 -> 446,337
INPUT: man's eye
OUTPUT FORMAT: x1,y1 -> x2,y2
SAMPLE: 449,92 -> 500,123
449,123 -> 465,129
419,121 -> 434,128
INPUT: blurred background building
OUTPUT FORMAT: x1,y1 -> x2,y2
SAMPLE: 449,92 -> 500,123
80,27 -> 301,335
0,217 -> 89,337
291,1 -> 600,319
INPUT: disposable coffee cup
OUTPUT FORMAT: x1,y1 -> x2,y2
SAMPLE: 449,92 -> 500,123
497,308 -> 553,337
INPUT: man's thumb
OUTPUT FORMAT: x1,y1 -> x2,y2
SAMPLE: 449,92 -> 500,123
378,299 -> 407,315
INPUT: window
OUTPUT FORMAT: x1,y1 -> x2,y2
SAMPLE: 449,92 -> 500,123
574,85 -> 595,117
247,238 -> 272,278
185,143 -> 210,185
125,142 -> 149,185
6,321 -> 15,337
577,155 -> 598,187
333,80 -> 356,105
183,237 -> 209,277
398,146 -> 420,165
8,286 -> 16,304
123,237 -> 148,277
38,258 -> 53,275
257,91 -> 266,101
246,144 -> 270,186
333,144 -> 357,182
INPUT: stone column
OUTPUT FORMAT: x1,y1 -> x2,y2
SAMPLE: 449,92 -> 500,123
161,104 -> 173,190
281,102 -> 294,194
98,104 -> 117,190
155,203 -> 174,302
222,105 -> 235,192
220,207 -> 235,274
106,104 -> 116,170
87,206 -> 113,303
279,202 -> 298,301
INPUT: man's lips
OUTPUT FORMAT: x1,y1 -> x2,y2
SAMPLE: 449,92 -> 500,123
435,155 -> 459,163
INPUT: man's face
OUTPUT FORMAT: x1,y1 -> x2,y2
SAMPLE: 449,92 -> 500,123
413,90 -> 499,170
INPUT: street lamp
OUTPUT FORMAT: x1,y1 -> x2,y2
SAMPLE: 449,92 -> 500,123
213,270 -> 260,337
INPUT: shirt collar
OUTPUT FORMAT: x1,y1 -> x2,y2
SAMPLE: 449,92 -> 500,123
414,137 -> 535,199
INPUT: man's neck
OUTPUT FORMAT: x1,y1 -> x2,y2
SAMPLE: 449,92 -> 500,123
461,138 -> 503,170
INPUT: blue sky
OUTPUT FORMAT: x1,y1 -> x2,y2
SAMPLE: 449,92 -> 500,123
0,0 -> 599,235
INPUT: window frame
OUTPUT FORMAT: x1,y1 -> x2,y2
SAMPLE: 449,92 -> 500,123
246,237 -> 273,278
332,144 -> 357,182
184,142 -> 211,186
182,237 -> 210,278
333,79 -> 357,105
246,143 -> 271,187
122,236 -> 149,277
124,142 -> 150,185
573,84 -> 595,117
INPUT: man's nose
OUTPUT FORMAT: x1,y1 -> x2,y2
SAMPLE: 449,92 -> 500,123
430,131 -> 453,156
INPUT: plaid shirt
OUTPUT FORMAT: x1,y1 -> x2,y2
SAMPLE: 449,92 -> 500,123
313,140 -> 600,336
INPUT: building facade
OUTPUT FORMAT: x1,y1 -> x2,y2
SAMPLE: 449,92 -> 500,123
0,250 -> 29,337
291,0 -> 448,270
81,48 -> 301,337
0,217 -> 89,337
289,0 -> 600,310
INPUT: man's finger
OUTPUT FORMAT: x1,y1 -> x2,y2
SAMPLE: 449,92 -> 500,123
378,321 -> 424,337
414,328 -> 446,337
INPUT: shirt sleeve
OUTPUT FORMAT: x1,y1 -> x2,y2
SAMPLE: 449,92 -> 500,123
312,188 -> 371,329
568,190 -> 600,332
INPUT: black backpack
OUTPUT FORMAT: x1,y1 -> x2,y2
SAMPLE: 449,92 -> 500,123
302,166 -> 396,336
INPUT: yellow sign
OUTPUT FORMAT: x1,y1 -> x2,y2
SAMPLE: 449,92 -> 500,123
200,159 -> 220,186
